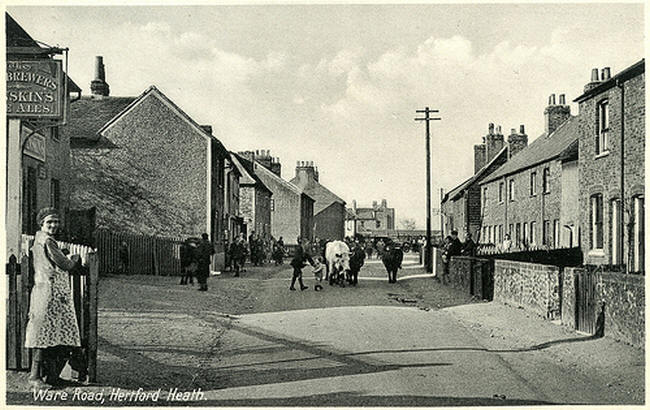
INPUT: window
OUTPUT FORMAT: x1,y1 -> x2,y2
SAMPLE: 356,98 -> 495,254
530,221 -> 536,245
376,220 -> 381,229
483,187 -> 488,207
553,220 -> 560,248
50,179 -> 60,209
530,172 -> 537,196
498,225 -> 503,244
610,199 -> 621,264
22,167 -> 38,235
590,194 -> 603,250
515,223 -> 521,246
522,222 -> 528,245
482,226 -> 487,243
270,198 -> 275,212
542,168 -> 550,194
508,179 -> 515,201
632,196 -> 644,272
596,99 -> 609,154
509,224 -> 513,238
498,182 -> 504,203
543,220 -> 550,245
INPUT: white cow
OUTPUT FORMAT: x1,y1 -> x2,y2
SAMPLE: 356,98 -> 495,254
325,240 -> 351,287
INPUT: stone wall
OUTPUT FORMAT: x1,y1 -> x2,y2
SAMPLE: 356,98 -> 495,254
447,256 -> 473,294
447,256 -> 494,300
564,268 -> 644,348
493,260 -> 561,319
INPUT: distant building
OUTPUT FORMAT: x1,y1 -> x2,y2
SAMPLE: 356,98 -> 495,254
230,152 -> 273,237
223,153 -> 243,245
238,151 -> 315,245
575,60 -> 645,271
290,161 -> 346,241
63,57 -> 230,258
441,123 -> 509,241
347,199 -> 395,237
480,94 -> 578,250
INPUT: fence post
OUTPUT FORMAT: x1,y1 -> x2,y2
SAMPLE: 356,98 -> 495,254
86,252 -> 99,382
20,253 -> 32,370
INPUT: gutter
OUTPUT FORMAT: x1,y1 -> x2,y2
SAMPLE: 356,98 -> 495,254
616,77 -> 625,271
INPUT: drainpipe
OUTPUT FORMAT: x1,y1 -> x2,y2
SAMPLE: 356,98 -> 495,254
616,77 -> 625,271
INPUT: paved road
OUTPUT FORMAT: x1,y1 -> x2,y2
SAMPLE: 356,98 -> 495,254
6,252 -> 644,406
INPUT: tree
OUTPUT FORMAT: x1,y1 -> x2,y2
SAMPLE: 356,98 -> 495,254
400,218 -> 417,231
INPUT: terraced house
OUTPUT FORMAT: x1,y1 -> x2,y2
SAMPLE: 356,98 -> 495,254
575,60 -> 645,272
479,94 -> 579,249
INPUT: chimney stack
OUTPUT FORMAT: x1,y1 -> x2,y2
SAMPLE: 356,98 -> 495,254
295,160 -> 318,184
601,67 -> 611,81
90,56 -> 110,97
485,121 -> 505,167
352,200 -> 357,210
544,93 -> 571,135
584,67 -> 601,93
508,126 -> 528,159
519,124 -> 525,134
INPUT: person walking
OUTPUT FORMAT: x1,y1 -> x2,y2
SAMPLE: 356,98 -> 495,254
376,239 -> 385,259
118,241 -> 129,274
25,208 -> 83,389
196,233 -> 214,291
290,238 -> 313,291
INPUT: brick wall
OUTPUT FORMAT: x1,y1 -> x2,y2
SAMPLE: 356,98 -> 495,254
72,94 -> 208,237
493,260 -> 561,319
578,70 -> 644,266
315,202 -> 345,241
563,268 -> 644,348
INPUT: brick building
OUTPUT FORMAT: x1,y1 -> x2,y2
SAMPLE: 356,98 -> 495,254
6,13 -> 82,244
241,152 -> 314,245
290,161 -> 346,241
574,60 -> 644,271
348,199 -> 395,237
441,123 -> 509,241
230,152 -> 272,237
479,94 -> 578,249
64,57 -> 230,257
223,153 -> 243,244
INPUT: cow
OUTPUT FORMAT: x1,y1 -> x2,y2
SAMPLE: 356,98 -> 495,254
347,244 -> 366,286
382,243 -> 403,284
325,240 -> 351,287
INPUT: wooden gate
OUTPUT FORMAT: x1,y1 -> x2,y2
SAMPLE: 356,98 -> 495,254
5,237 -> 99,382
575,270 -> 597,334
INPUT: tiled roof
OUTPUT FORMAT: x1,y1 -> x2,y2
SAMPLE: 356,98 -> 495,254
481,117 -> 579,184
574,59 -> 644,103
289,177 -> 345,215
63,96 -> 137,143
444,146 -> 508,202
231,152 -> 272,194
253,161 -> 314,201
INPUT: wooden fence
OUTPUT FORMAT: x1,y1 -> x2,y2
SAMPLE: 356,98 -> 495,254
6,235 -> 98,382
94,229 -> 184,276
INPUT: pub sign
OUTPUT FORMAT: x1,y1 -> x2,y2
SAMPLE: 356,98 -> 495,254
7,60 -> 64,119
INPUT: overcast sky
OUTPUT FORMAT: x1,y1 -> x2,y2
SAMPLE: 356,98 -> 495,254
8,4 -> 644,229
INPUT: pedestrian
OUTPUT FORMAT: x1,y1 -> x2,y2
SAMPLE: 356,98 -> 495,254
501,234 -> 512,253
118,241 -> 129,274
25,207 -> 83,389
230,238 -> 243,276
448,230 -> 462,257
376,239 -> 385,259
196,233 -> 214,291
289,238 -> 313,291
365,241 -> 373,259
179,238 -> 197,285
461,232 -> 477,256
312,256 -> 325,291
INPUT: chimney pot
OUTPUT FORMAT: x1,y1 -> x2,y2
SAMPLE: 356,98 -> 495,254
94,56 -> 104,81
602,67 -> 611,80
488,123 -> 494,134
559,94 -> 566,105
296,161 -> 300,166
520,124 -> 525,134
591,68 -> 600,82
511,128 -> 516,135
90,56 -> 110,97
496,125 -> 502,134
549,94 -> 556,105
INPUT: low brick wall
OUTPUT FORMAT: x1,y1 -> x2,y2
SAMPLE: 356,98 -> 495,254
564,268 -> 644,348
493,260 -> 561,319
447,256 -> 494,300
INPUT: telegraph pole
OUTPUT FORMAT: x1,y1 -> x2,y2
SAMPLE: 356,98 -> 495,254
415,107 -> 440,273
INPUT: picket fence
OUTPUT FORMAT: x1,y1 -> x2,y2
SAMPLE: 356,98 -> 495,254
94,229 -> 185,276
6,235 -> 98,382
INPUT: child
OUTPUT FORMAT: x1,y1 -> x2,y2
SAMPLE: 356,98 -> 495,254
312,257 -> 325,291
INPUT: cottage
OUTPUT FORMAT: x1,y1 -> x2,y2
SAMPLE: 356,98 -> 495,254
574,60 -> 645,271
230,151 -> 273,237
290,161 -> 346,241
479,94 -> 578,250
441,123 -> 509,241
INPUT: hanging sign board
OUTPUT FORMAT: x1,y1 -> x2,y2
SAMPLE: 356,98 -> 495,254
21,127 -> 46,162
7,60 -> 64,119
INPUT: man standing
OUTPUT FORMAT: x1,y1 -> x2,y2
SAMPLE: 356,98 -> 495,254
290,237 -> 313,291
196,233 -> 214,291
461,232 -> 477,256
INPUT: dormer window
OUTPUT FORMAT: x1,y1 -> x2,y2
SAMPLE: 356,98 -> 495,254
596,99 -> 609,155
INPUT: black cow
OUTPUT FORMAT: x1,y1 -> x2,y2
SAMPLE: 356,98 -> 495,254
347,245 -> 366,286
382,244 -> 403,284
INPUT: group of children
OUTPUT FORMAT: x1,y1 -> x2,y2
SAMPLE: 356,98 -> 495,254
289,239 -> 326,291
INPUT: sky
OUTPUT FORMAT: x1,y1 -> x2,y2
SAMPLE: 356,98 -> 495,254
7,3 -> 644,229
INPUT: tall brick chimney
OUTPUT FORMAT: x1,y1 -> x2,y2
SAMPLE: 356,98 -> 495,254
473,132 -> 487,174
485,122 -> 504,165
295,160 -> 318,185
508,125 -> 528,159
270,157 -> 281,178
544,93 -> 571,136
90,56 -> 110,98
255,149 -> 273,171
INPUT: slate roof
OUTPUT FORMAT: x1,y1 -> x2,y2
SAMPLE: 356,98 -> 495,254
231,152 -> 272,194
574,59 -> 644,103
6,13 -> 40,48
289,178 -> 345,215
443,146 -> 509,202
63,96 -> 137,144
481,116 -> 579,184
253,161 -> 314,201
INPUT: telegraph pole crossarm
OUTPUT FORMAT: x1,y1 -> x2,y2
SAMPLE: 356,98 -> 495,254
414,107 -> 441,273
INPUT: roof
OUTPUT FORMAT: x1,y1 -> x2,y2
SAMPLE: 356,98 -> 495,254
443,146 -> 509,202
230,152 -> 272,194
63,96 -> 137,143
481,116 -> 579,184
289,177 -> 345,215
574,59 -> 645,103
354,208 -> 378,220
6,13 -> 40,48
559,139 -> 579,162
253,160 -> 314,201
